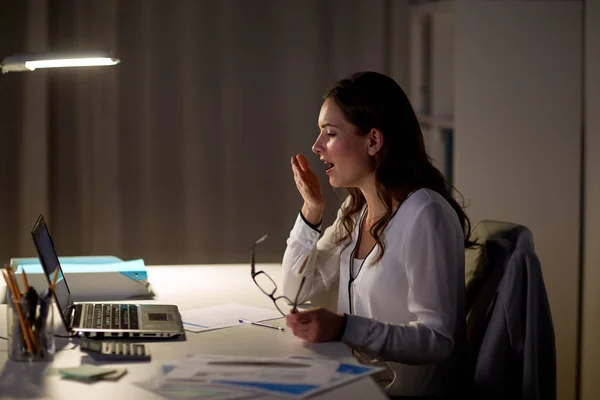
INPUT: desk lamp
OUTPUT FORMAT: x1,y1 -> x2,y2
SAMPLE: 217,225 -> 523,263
1,51 -> 120,73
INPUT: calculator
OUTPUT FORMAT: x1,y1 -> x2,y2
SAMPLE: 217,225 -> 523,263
80,338 -> 151,361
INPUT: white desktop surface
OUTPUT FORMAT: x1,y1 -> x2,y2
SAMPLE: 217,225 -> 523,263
0,264 -> 387,400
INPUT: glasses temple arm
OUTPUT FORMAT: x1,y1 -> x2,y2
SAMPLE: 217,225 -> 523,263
251,245 -> 256,275
292,277 -> 306,313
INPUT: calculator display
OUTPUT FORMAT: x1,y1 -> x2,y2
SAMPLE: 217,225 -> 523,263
148,313 -> 168,321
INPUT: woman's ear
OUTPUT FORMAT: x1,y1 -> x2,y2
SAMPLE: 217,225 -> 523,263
367,128 -> 384,156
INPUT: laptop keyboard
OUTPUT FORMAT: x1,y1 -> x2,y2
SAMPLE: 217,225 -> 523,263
82,304 -> 139,330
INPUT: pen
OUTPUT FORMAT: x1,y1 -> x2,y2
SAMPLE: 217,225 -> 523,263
238,318 -> 284,332
37,289 -> 51,332
25,287 -> 38,326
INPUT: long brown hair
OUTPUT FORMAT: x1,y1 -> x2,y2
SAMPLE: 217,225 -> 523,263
325,72 -> 474,263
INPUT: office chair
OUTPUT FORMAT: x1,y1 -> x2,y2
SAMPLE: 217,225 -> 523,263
464,220 -> 556,400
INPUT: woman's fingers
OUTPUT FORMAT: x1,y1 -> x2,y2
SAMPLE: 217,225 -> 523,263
288,308 -> 338,343
292,157 -> 315,185
292,154 -> 314,177
291,157 -> 307,189
292,325 -> 317,343
291,155 -> 324,209
291,156 -> 301,177
291,157 -> 311,190
287,320 -> 314,340
291,155 -> 300,171
291,158 -> 301,183
296,154 -> 310,172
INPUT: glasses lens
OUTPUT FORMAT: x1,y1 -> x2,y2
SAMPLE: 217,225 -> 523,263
274,296 -> 293,317
253,272 -> 277,296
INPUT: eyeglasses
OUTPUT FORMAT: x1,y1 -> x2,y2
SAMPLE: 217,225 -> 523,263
251,234 -> 305,317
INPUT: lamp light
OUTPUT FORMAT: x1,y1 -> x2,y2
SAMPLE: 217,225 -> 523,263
1,51 -> 120,73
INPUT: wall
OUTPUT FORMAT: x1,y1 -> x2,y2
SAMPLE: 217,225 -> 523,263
1,0 -> 410,265
18,0 -> 51,255
581,0 -> 600,398
0,1 -> 27,267
454,2 -> 582,399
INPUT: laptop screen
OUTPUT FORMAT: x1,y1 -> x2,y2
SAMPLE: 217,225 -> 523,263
31,215 -> 73,316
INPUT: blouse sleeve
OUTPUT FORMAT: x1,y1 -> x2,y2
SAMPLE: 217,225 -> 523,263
282,202 -> 348,304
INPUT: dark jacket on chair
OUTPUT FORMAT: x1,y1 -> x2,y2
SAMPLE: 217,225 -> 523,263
469,225 -> 556,400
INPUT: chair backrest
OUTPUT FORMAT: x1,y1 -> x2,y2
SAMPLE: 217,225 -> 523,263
464,220 -> 522,373
465,220 -> 556,400
465,220 -> 521,314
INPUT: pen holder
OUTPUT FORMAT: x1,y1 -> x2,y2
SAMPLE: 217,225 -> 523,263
6,294 -> 55,362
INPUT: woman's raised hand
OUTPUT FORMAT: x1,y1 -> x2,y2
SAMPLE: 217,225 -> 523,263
291,154 -> 324,225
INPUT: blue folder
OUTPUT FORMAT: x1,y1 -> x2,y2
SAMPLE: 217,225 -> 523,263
11,256 -> 148,282
8,256 -> 151,301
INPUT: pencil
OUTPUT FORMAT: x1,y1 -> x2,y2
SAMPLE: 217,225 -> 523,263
6,266 -> 21,299
2,270 -> 35,355
5,267 -> 21,303
5,267 -> 39,353
51,268 -> 59,293
21,269 -> 29,291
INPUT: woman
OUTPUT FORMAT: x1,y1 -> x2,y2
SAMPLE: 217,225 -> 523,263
282,71 -> 471,399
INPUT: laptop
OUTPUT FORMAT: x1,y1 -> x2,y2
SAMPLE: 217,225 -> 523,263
31,214 -> 184,338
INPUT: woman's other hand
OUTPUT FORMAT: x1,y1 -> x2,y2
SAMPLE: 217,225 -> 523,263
291,154 -> 324,225
286,307 -> 345,343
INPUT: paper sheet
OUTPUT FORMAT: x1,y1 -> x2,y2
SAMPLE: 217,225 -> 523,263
214,361 -> 382,398
180,302 -> 282,333
165,355 -> 338,385
135,380 -> 260,400
135,356 -> 382,399
161,355 -> 383,399
133,361 -> 263,400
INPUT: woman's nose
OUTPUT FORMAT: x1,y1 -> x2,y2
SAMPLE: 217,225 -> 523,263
312,135 -> 323,154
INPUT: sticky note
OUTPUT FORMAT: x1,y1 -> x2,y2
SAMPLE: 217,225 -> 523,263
58,365 -> 117,381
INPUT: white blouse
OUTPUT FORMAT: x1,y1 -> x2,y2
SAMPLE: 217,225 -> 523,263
282,188 -> 467,397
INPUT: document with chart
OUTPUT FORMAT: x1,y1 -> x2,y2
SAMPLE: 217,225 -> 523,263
153,354 -> 383,398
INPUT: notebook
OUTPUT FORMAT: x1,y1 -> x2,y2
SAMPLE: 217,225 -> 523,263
31,214 -> 184,338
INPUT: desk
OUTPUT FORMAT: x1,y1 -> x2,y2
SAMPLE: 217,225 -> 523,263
0,264 -> 387,399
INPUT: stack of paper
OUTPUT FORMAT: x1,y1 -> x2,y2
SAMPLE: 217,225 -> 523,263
134,355 -> 382,399
134,362 -> 258,400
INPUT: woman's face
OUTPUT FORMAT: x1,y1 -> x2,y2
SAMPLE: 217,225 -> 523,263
312,98 -> 374,188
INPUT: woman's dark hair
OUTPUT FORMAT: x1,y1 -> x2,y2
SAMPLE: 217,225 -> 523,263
325,71 -> 474,262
